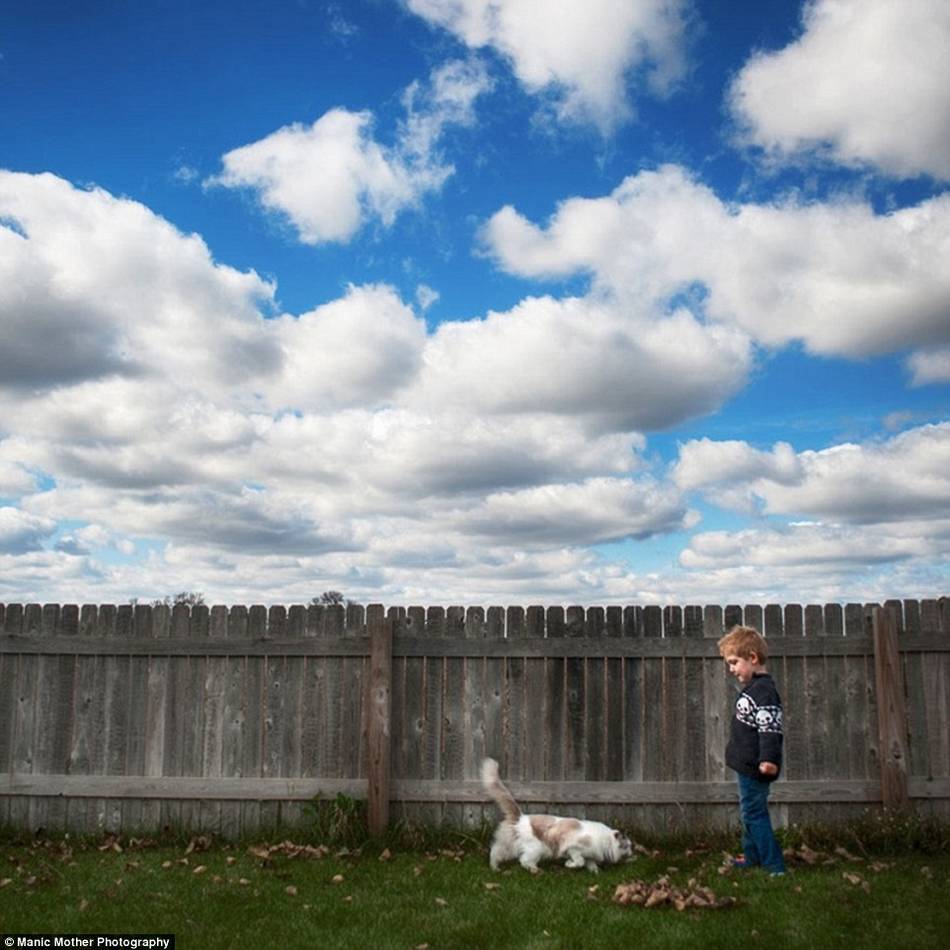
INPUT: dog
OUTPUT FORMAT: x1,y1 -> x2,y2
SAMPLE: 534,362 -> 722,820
481,757 -> 632,872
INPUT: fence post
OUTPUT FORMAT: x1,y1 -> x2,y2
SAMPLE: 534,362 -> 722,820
366,604 -> 393,835
871,606 -> 910,810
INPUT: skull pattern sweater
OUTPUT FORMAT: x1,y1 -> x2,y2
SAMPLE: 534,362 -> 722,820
725,672 -> 784,782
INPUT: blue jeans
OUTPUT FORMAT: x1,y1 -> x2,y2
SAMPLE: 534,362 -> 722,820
737,773 -> 786,873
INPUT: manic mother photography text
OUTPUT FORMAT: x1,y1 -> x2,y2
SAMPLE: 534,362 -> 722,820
5,939 -> 173,950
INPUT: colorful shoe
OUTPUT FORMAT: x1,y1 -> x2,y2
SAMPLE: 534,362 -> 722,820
729,854 -> 752,869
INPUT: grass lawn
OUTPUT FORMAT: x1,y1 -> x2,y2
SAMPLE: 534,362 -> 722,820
2,827 -> 949,950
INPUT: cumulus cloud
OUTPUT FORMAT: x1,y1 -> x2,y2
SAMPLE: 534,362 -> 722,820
405,292 -> 751,431
729,0 -> 950,180
676,423 -> 950,524
481,165 -> 950,358
267,284 -> 427,412
405,0 -> 690,131
208,58 -> 490,244
0,507 -> 57,554
907,347 -> 950,386
457,476 -> 691,545
0,171 -> 281,396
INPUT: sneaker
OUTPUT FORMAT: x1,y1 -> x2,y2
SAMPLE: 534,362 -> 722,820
729,855 -> 752,869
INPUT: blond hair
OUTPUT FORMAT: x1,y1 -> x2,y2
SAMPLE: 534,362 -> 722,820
717,625 -> 768,662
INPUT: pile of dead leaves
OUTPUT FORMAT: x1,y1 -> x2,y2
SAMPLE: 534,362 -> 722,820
613,875 -> 738,912
246,840 -> 331,862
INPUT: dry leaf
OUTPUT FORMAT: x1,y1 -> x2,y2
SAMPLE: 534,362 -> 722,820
78,899 -> 88,911
834,846 -> 863,863
192,865 -> 208,875
286,885 -> 298,896
0,878 -> 12,888
379,848 -> 392,861
331,874 -> 345,884
842,872 -> 863,886
435,897 -> 448,907
161,861 -> 172,869
226,856 -> 237,866
413,865 -> 424,877
484,882 -> 501,890
238,878 -> 251,886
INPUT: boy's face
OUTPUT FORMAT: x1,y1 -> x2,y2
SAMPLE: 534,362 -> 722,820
724,652 -> 758,685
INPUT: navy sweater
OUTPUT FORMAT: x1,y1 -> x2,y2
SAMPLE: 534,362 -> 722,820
725,672 -> 784,782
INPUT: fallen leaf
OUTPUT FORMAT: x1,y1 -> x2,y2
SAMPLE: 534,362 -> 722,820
0,878 -> 12,888
226,856 -> 237,866
78,899 -> 88,911
161,861 -> 172,869
435,897 -> 448,907
286,885 -> 298,896
379,848 -> 392,861
842,872 -> 863,886
192,865 -> 207,875
834,846 -> 863,863
331,874 -> 345,884
484,882 -> 501,890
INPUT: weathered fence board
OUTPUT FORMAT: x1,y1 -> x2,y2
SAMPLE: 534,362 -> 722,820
1,598 -> 948,836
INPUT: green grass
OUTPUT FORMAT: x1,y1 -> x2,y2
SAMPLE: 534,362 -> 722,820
2,829 -> 949,949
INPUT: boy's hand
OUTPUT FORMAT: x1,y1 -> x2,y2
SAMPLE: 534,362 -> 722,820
758,761 -> 778,777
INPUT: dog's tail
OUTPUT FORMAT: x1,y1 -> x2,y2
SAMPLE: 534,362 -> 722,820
481,757 -> 521,823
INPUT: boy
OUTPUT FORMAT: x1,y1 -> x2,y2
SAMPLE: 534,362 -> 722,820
717,625 -> 786,876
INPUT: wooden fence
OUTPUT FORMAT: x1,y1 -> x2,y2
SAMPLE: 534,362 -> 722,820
1,599 -> 948,837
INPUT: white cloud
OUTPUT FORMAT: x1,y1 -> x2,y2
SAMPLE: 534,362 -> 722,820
482,165 -> 950,358
415,283 -> 440,311
0,171 -> 280,395
267,284 -> 427,412
208,58 -> 490,244
676,423 -> 950,525
729,0 -> 950,180
457,476 -> 690,545
406,0 -> 690,131
405,292 -> 751,431
907,346 -> 950,386
0,507 -> 56,554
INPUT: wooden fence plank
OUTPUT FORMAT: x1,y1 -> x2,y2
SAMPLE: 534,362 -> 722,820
6,605 -> 28,830
584,607 -> 606,782
141,604 -> 169,833
505,606 -> 526,782
484,605 -> 505,777
219,606 -> 247,838
565,606 -> 587,784
545,607 -> 566,786
522,607 -> 546,788
824,604 -> 848,782
641,607 -> 663,789
662,605 -> 686,783
873,606 -> 910,809
702,605 -> 727,785
782,604 -> 805,782
683,606 -> 705,782
844,604 -> 872,782
623,607 -> 643,784
605,606 -> 624,782
240,605 -> 266,835
366,605 -> 392,836
441,606 -> 466,827
28,604 -> 58,832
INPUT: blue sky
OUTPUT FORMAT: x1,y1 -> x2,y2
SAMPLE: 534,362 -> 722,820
1,0 -> 948,606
